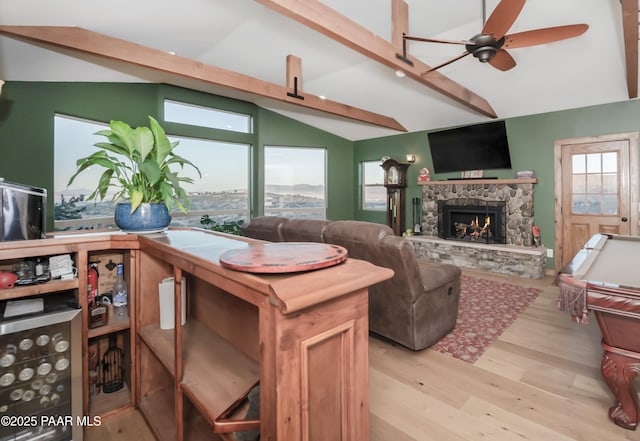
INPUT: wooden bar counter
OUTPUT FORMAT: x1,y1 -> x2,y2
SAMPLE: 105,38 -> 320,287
0,228 -> 393,441
136,229 -> 394,441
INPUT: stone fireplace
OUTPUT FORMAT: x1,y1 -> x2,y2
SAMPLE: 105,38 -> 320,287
438,199 -> 507,244
421,179 -> 536,246
407,178 -> 547,279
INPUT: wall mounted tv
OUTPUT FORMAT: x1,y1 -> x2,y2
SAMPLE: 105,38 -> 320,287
427,120 -> 512,174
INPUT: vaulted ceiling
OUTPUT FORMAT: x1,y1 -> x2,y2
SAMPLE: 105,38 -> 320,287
0,0 -> 636,141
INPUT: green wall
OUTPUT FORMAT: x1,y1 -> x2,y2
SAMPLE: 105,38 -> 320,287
3,81 -> 640,269
0,82 -> 355,228
354,99 -> 640,268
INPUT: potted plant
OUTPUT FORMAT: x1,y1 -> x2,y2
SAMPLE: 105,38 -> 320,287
67,116 -> 200,232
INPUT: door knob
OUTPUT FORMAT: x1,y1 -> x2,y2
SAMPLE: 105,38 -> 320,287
621,217 -> 628,222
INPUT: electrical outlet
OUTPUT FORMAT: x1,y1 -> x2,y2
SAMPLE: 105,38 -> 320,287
546,248 -> 554,258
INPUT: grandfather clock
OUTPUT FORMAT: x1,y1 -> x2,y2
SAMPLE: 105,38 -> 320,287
381,158 -> 410,236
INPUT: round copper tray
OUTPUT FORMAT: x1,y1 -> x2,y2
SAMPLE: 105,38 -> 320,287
219,242 -> 348,273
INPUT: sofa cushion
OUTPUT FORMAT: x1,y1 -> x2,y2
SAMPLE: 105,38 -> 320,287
281,219 -> 331,243
239,216 -> 288,242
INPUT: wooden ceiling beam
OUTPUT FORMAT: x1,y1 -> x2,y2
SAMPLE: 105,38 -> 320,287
621,0 -> 638,99
256,0 -> 497,118
0,25 -> 407,132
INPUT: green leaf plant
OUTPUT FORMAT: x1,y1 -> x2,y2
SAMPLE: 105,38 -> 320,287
68,116 -> 201,214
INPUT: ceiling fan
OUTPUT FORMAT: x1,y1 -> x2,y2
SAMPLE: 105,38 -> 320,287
403,0 -> 588,74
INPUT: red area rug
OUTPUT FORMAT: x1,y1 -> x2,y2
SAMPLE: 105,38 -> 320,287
431,275 -> 542,363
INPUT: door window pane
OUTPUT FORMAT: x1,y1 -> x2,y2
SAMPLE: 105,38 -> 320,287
602,152 -> 617,173
602,195 -> 618,215
571,151 -> 618,216
586,154 -> 601,173
572,174 -> 586,193
602,174 -> 617,193
572,195 -> 586,214
264,147 -> 326,219
586,174 -> 601,193
572,154 -> 586,173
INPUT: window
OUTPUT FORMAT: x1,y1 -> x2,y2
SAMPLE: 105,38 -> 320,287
362,160 -> 385,210
264,147 -> 326,219
171,137 -> 250,227
54,115 -> 114,229
164,100 -> 252,133
54,114 -> 250,230
571,152 -> 618,215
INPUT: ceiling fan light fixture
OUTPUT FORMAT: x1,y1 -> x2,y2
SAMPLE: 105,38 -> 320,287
473,46 -> 497,63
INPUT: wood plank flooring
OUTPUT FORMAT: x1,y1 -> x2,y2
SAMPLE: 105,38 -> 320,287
87,269 -> 640,440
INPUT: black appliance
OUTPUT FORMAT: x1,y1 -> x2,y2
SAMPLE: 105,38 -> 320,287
0,179 -> 47,242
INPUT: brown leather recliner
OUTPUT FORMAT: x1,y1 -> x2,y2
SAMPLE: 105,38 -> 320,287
240,217 -> 461,351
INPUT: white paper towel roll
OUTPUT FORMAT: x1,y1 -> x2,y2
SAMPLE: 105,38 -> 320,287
158,277 -> 187,330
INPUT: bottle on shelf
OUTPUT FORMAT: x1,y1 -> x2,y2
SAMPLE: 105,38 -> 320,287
88,264 -> 107,329
112,263 -> 128,319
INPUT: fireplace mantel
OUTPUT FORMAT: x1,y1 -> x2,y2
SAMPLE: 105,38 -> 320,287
418,178 -> 536,186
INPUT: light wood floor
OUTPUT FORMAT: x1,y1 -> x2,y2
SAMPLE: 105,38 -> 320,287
87,269 -> 640,440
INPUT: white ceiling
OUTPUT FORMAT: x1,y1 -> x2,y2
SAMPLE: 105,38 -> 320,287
0,0 -> 632,141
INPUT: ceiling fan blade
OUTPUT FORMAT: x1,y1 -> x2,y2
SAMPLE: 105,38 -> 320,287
503,24 -> 589,49
621,0 -> 638,98
482,0 -> 526,39
489,49 -> 516,71
421,52 -> 471,75
404,35 -> 471,45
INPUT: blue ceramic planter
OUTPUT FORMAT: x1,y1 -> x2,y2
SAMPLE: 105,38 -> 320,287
114,202 -> 171,232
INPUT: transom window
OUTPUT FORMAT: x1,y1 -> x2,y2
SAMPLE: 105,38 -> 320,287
164,100 -> 252,133
361,160 -> 385,210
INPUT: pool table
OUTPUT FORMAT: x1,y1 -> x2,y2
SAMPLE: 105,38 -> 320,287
559,233 -> 640,430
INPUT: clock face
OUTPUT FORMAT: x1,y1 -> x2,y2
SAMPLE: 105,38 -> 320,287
388,166 -> 399,185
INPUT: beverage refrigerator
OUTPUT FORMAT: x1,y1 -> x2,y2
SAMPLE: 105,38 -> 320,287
0,300 -> 82,440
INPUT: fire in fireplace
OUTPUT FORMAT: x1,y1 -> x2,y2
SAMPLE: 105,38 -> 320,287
438,199 -> 506,244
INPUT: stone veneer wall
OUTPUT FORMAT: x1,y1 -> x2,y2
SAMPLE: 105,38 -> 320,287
408,236 -> 547,279
421,181 -> 535,246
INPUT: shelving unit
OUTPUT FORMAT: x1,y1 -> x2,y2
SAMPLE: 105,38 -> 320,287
0,234 -> 138,436
0,279 -> 79,301
85,249 -> 135,419
0,228 -> 392,441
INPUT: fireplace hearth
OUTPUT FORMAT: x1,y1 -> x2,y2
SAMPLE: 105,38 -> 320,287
438,199 -> 506,244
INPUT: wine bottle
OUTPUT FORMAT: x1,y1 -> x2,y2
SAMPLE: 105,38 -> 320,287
112,263 -> 128,319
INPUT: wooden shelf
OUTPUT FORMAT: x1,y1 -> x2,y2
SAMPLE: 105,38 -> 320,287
0,278 -> 78,301
417,178 -> 537,186
180,321 -> 259,430
88,317 -> 130,339
139,320 -> 259,430
139,324 -> 176,377
139,387 -> 177,441
90,382 -> 131,417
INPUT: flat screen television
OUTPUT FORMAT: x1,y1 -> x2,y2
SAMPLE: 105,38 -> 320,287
428,120 -> 512,174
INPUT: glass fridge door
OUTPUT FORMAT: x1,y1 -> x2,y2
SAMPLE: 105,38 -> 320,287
0,306 -> 82,441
